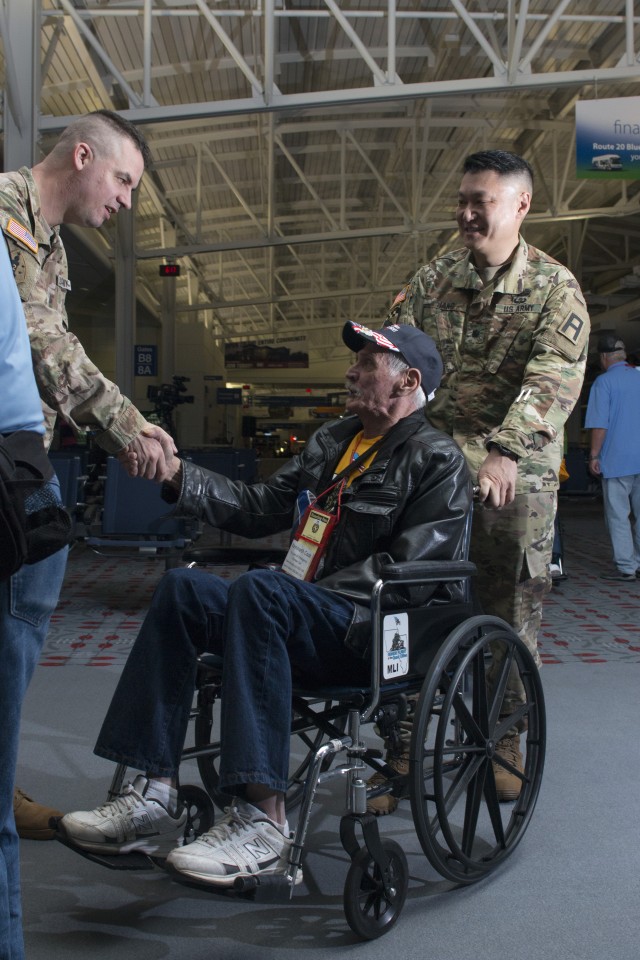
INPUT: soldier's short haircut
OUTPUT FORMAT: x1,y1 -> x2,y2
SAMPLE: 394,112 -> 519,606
463,150 -> 533,191
55,110 -> 151,168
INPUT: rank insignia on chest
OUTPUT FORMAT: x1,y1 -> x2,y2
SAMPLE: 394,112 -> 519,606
6,218 -> 38,254
56,275 -> 72,291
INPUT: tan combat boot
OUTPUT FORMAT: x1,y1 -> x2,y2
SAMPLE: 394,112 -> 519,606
492,734 -> 524,802
366,750 -> 410,816
14,788 -> 63,840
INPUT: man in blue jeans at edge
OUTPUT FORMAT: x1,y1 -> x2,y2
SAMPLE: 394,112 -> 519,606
0,241 -> 68,960
1,109 -> 177,844
585,333 -> 640,580
60,321 -> 472,888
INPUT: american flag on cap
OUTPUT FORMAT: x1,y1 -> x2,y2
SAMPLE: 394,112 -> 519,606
350,322 -> 400,353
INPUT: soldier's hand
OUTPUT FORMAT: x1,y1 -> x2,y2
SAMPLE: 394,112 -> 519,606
119,433 -> 173,482
140,424 -> 177,464
477,449 -> 518,508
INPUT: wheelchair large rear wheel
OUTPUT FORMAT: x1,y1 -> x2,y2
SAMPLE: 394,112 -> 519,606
410,615 -> 545,884
194,695 -> 347,812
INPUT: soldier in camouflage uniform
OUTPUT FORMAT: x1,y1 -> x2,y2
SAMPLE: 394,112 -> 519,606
370,150 -> 590,811
0,111 -> 175,846
0,111 -> 174,468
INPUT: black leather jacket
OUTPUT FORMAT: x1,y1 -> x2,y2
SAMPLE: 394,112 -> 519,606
168,411 -> 471,654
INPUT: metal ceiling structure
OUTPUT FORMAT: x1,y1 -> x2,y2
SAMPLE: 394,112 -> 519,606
2,0 -> 640,378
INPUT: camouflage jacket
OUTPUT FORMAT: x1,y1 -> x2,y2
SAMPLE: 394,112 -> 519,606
0,167 -> 146,452
388,236 -> 590,494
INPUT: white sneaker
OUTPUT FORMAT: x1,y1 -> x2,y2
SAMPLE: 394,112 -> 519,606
166,799 -> 302,887
60,775 -> 187,856
549,561 -> 567,580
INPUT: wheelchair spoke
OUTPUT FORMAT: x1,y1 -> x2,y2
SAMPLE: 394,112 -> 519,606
471,643 -> 490,739
449,688 -> 484,744
493,700 -> 533,743
439,749 -> 485,817
461,761 -> 489,858
485,638 -> 516,731
482,769 -> 507,850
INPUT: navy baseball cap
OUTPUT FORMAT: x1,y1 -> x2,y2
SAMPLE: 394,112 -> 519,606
342,321 -> 443,399
597,334 -> 625,353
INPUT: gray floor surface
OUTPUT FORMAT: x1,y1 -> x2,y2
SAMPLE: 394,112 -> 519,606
17,498 -> 640,960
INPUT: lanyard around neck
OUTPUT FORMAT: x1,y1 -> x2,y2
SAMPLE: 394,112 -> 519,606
331,433 -> 385,484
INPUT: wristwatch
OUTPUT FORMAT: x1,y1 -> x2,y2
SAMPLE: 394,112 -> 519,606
487,441 -> 519,462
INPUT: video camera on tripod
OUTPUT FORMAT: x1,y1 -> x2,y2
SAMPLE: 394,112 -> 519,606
147,375 -> 194,437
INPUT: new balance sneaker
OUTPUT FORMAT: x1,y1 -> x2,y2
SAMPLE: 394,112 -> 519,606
59,775 -> 187,855
492,734 -> 524,802
600,571 -> 636,581
166,799 -> 301,887
366,751 -> 410,816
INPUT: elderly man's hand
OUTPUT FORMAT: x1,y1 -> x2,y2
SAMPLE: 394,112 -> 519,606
116,425 -> 177,482
477,448 -> 518,508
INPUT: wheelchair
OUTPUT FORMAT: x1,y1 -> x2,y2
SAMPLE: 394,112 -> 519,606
56,543 -> 546,942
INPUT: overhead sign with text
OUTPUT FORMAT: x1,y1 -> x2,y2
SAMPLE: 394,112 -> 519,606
225,336 -> 309,369
216,387 -> 242,405
134,344 -> 157,376
576,97 -> 640,179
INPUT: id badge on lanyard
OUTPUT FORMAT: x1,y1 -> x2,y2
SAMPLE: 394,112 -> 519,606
281,432 -> 384,582
281,502 -> 338,581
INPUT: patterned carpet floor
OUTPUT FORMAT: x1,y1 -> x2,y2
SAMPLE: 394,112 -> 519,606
39,497 -> 640,667
538,502 -> 640,663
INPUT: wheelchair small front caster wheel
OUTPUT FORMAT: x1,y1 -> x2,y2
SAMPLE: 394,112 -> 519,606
178,784 -> 215,843
343,838 -> 408,940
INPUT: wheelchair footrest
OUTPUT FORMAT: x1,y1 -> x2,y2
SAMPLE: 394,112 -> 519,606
233,874 -> 294,902
54,830 -> 161,871
163,862 -> 294,902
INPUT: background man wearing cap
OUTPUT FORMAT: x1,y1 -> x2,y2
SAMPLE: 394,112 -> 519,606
585,334 -> 640,581
58,321 -> 471,887
387,149 -> 590,804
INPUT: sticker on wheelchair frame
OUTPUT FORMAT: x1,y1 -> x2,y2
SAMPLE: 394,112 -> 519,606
382,612 -> 409,679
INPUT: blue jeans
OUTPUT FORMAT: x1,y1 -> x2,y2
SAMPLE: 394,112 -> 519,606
0,480 -> 67,960
602,474 -> 640,574
95,567 -> 368,792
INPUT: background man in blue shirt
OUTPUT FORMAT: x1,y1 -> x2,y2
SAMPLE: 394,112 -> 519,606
585,334 -> 640,581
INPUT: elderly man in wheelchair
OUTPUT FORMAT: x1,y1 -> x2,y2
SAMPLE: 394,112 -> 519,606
57,320 -> 544,938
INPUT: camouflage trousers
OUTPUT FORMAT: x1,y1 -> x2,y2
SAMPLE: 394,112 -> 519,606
471,490 -> 556,722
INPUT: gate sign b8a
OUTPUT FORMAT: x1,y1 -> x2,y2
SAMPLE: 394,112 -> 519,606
135,345 -> 158,376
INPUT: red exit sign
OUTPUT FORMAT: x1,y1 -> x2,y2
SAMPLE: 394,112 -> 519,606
159,263 -> 181,277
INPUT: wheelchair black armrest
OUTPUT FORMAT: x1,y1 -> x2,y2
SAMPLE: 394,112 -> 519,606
380,560 -> 476,582
182,546 -> 288,566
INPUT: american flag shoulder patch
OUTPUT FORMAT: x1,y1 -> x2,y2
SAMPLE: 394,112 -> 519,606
391,286 -> 407,308
6,218 -> 38,254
